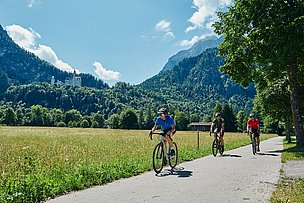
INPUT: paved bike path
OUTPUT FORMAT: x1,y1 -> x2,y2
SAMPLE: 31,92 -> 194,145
47,136 -> 283,203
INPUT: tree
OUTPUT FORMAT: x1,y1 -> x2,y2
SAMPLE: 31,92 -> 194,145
190,113 -> 200,123
222,104 -> 237,132
91,121 -> 99,128
254,78 -> 292,141
65,109 -> 82,124
120,108 -> 139,129
213,101 -> 222,118
15,108 -> 24,125
49,109 -> 64,126
175,112 -> 189,131
145,105 -> 154,129
108,114 -> 120,129
138,108 -> 145,129
237,111 -> 247,132
3,107 -> 16,125
92,113 -> 104,128
29,105 -> 49,126
80,119 -> 90,128
214,0 -> 304,147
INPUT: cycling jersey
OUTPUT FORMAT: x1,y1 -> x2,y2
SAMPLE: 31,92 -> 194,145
212,118 -> 224,131
248,118 -> 259,130
155,115 -> 176,130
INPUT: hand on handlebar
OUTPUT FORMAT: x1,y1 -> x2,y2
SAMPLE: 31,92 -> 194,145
149,130 -> 153,140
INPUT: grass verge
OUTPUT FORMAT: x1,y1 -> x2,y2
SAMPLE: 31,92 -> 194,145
271,137 -> 304,203
0,126 -> 275,202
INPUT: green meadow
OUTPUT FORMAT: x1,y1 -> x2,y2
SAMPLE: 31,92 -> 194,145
0,126 -> 275,202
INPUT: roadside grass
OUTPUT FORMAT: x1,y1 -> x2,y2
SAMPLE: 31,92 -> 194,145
271,137 -> 304,203
0,126 -> 275,203
281,137 -> 304,163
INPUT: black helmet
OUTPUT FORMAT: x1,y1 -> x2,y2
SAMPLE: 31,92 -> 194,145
157,107 -> 168,115
250,113 -> 255,118
215,112 -> 221,117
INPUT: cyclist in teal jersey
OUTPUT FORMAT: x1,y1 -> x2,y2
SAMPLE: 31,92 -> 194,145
149,108 -> 176,156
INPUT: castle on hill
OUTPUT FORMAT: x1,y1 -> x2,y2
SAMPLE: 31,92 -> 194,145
51,70 -> 81,87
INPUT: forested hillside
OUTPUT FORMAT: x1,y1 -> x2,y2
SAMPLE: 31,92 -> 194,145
0,25 -> 108,98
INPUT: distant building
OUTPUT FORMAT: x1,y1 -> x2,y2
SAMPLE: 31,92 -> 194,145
51,70 -> 81,87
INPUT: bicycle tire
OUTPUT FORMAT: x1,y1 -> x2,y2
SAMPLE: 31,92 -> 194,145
212,139 -> 218,157
169,142 -> 178,168
219,144 -> 224,155
252,136 -> 257,155
153,143 -> 164,174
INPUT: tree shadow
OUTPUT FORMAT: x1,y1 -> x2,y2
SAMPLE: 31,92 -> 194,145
155,167 -> 193,178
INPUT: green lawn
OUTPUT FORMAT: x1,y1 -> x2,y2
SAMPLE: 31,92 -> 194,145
271,137 -> 304,203
0,126 -> 275,203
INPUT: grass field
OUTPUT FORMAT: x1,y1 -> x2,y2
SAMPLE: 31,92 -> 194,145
0,126 -> 275,202
271,137 -> 304,203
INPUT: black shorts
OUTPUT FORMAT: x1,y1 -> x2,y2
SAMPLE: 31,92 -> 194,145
213,128 -> 224,137
162,127 -> 176,137
250,129 -> 260,137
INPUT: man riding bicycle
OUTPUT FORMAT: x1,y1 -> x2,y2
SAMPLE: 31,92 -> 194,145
210,112 -> 225,151
149,108 -> 176,156
247,113 -> 260,151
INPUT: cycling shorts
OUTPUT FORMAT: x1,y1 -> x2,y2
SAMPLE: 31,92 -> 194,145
162,127 -> 176,137
250,128 -> 260,137
214,128 -> 224,137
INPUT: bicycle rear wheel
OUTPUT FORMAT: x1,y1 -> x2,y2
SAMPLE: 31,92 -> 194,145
212,139 -> 218,157
252,136 -> 257,155
169,142 -> 178,169
153,143 -> 164,174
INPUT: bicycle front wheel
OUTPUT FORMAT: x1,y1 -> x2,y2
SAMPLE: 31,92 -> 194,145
153,143 -> 164,174
252,137 -> 257,155
212,139 -> 218,157
169,142 -> 178,169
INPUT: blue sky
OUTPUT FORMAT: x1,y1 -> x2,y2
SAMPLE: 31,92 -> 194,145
0,0 -> 231,86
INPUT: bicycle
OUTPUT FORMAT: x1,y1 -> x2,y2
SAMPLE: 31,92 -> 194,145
210,131 -> 224,157
248,129 -> 259,155
150,131 -> 178,174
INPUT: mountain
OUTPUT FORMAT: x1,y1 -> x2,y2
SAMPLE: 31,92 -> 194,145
141,48 -> 256,114
160,36 -> 223,73
0,25 -> 108,97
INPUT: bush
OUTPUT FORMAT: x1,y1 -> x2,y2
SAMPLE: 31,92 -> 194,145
91,121 -> 99,128
57,121 -> 66,127
68,121 -> 74,128
80,120 -> 90,128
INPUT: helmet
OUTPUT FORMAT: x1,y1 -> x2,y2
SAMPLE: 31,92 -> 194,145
250,113 -> 255,118
215,112 -> 221,117
157,107 -> 168,115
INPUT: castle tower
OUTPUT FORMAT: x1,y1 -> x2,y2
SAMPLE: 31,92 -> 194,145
51,76 -> 55,85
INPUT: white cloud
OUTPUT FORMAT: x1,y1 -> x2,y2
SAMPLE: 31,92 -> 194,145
186,0 -> 232,32
155,20 -> 171,32
5,24 -> 78,73
28,0 -> 41,8
179,33 -> 217,47
154,20 -> 175,41
163,32 -> 175,41
93,61 -> 121,81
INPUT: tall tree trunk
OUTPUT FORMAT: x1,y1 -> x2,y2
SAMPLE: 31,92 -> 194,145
285,114 -> 291,143
288,62 -> 304,148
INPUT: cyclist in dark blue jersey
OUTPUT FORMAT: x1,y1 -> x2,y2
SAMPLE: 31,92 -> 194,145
149,108 -> 176,155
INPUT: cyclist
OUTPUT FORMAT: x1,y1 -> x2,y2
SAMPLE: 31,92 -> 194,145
210,112 -> 225,151
149,107 -> 176,156
247,113 -> 260,151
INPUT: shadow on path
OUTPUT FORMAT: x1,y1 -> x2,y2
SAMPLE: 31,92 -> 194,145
257,152 -> 279,157
156,167 -> 193,178
221,154 -> 242,158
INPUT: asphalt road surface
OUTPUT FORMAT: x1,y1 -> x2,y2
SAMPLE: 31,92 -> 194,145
47,136 -> 283,203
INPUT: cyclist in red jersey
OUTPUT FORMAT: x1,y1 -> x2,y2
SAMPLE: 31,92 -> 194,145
247,113 -> 260,151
